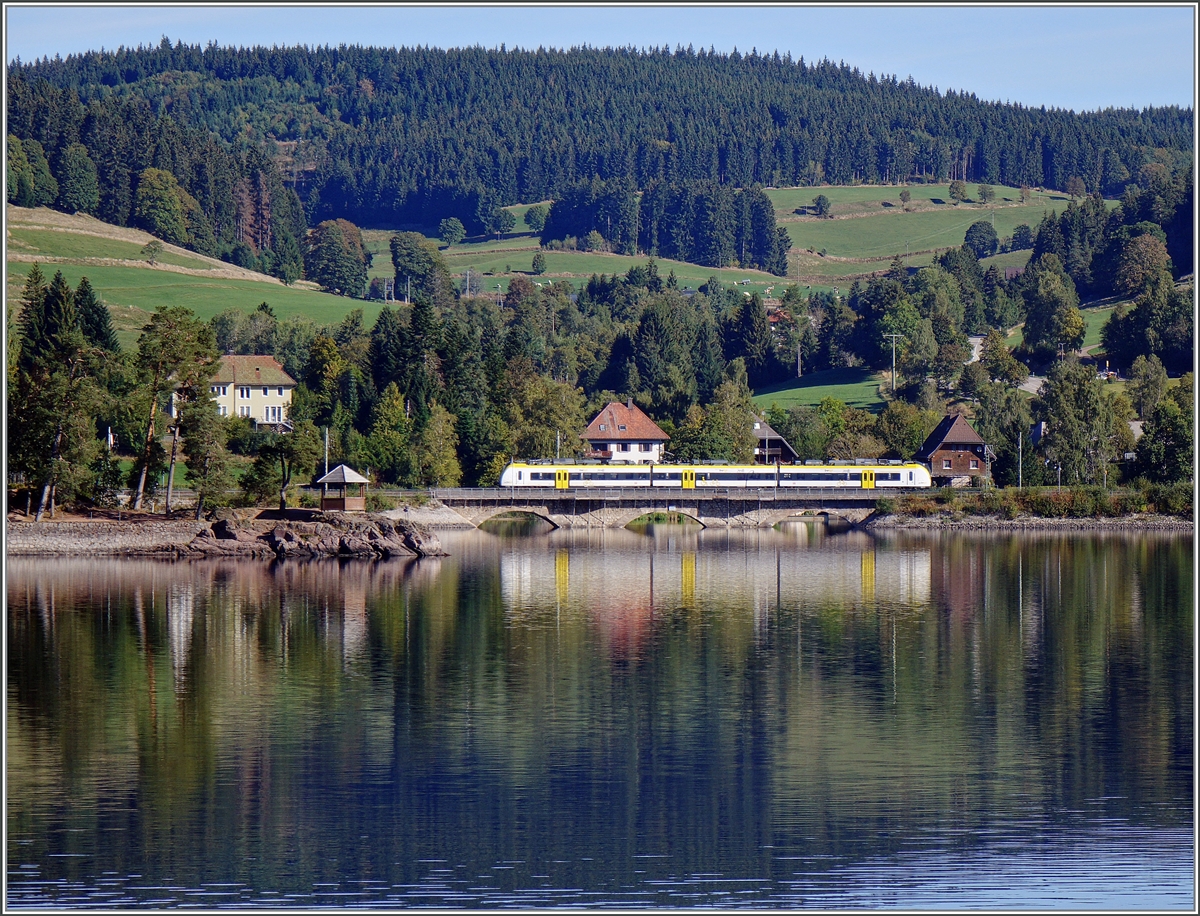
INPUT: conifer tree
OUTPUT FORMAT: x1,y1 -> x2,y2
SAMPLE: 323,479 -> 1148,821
75,277 -> 119,352
57,143 -> 100,214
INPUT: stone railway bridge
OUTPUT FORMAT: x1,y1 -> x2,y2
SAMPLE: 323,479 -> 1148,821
428,487 -> 906,529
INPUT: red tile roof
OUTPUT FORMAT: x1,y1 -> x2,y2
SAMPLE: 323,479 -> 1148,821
212,355 -> 296,387
582,401 -> 669,443
915,414 -> 986,461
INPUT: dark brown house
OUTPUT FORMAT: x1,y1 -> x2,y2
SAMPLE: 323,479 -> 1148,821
915,414 -> 995,484
752,419 -> 799,464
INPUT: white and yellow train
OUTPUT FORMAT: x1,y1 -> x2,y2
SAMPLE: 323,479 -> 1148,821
498,461 -> 933,490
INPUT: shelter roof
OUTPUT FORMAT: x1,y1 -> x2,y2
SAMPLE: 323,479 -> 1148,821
317,464 -> 370,485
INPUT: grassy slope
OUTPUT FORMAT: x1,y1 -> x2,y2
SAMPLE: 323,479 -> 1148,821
6,207 -> 380,349
751,368 -> 887,413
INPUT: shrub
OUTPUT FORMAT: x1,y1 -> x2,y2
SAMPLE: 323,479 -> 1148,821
1144,480 -> 1193,516
874,497 -> 896,516
366,492 -> 397,513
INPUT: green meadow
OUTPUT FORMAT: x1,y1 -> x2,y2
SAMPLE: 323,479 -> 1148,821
8,227 -> 213,269
751,367 -> 888,413
781,201 -> 1077,260
765,182 -> 1072,215
6,261 -> 378,350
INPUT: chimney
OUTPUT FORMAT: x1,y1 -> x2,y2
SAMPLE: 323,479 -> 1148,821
627,397 -> 633,409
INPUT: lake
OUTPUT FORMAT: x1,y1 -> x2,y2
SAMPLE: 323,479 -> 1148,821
6,523 -> 1194,908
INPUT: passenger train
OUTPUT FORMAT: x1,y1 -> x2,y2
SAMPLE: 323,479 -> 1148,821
498,461 -> 933,490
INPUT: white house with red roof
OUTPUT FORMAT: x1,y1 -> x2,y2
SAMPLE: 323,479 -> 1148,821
582,399 -> 670,464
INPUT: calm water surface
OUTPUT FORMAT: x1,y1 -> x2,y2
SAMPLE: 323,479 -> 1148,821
6,523 -> 1194,908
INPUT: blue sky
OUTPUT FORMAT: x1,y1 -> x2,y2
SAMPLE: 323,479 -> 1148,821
4,4 -> 1195,112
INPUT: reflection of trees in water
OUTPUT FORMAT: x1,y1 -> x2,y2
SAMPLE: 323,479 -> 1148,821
5,533 -> 1192,895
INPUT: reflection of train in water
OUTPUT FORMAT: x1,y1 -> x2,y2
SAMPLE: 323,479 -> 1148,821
498,461 -> 934,490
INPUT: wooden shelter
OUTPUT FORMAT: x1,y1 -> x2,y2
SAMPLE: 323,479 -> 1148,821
317,464 -> 369,512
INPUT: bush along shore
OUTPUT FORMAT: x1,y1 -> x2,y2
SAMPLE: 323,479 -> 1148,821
869,483 -> 1194,529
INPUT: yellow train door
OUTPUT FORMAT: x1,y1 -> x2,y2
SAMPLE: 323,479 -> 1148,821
862,469 -> 875,489
682,469 -> 695,490
555,469 -> 569,489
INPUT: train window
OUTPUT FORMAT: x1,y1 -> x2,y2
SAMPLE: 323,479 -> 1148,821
664,473 -> 681,480
517,472 -> 523,481
849,473 -> 861,481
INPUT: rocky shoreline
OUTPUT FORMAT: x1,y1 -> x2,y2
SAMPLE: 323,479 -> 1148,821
5,511 -> 445,559
864,512 -> 1194,531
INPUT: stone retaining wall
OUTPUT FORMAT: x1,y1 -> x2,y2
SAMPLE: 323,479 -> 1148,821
6,520 -> 210,556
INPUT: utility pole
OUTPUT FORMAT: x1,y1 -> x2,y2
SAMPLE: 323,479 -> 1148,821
465,269 -> 470,298
323,427 -> 329,477
884,333 -> 904,392
1018,428 -> 1022,489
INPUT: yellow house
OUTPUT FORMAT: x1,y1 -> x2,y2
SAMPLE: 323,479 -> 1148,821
206,355 -> 296,431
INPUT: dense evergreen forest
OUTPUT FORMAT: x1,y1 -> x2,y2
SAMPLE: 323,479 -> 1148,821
8,38 -> 1193,238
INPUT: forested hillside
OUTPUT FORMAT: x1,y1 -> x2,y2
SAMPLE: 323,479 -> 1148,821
8,39 -> 1193,236
6,40 -> 1193,515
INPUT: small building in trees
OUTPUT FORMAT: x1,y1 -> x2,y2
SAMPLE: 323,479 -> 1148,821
204,355 -> 296,431
752,419 -> 798,464
582,400 -> 670,463
317,464 -> 369,512
916,414 -> 995,486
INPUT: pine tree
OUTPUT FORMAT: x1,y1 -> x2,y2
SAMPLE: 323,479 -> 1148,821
75,277 -> 119,352
129,306 -> 218,510
56,143 -> 100,214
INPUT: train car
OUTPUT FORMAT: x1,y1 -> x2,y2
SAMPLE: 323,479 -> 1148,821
498,462 -> 932,490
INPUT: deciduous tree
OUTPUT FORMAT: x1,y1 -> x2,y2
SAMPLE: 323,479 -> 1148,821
129,306 -> 217,509
438,217 -> 466,246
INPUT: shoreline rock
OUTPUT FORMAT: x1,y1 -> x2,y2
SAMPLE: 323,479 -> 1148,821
6,511 -> 445,559
864,512 -> 1194,531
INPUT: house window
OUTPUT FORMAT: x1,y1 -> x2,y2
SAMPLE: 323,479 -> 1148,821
942,458 -> 952,469
277,387 -> 284,396
620,443 -> 630,452
238,387 -> 251,399
238,406 -> 251,418
217,405 -> 227,417
210,385 -> 228,396
266,406 -> 282,422
618,425 -> 627,431
263,386 -> 270,396
599,424 -> 607,431
970,459 -> 979,469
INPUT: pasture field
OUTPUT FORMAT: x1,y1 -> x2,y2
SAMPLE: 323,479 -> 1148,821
751,367 -> 887,413
8,227 -> 212,269
5,261 -> 377,350
781,201 -> 1078,260
765,183 -> 1071,217
361,227 -> 812,299
1005,305 -> 1117,352
6,206 -> 379,349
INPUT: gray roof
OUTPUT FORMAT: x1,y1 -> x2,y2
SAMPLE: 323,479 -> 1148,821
317,464 -> 370,485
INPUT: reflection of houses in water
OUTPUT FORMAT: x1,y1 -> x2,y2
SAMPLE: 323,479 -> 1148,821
167,583 -> 195,694
341,581 -> 368,664
499,543 -> 933,637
